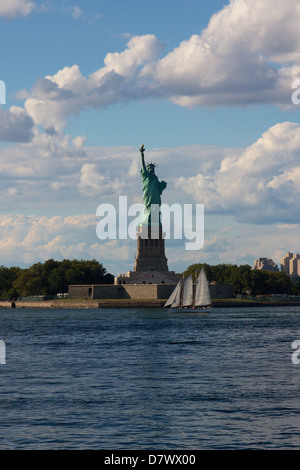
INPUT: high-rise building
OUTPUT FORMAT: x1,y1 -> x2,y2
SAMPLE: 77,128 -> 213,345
289,254 -> 300,276
252,258 -> 279,271
280,252 -> 293,273
280,252 -> 300,276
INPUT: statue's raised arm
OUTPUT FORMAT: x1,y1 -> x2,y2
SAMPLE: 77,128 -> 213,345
140,144 -> 146,172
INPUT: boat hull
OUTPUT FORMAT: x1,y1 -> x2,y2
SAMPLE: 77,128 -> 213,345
166,306 -> 212,313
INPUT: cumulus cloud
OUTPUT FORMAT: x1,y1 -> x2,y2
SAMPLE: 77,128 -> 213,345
0,106 -> 35,142
0,0 -> 36,18
176,121 -> 300,224
10,0 -> 300,112
2,120 -> 300,228
0,214 -> 96,265
0,0 -> 298,147
0,210 -> 296,274
0,130 -> 87,210
0,213 -> 132,272
1,131 -> 300,271
0,138 -> 142,212
162,218 -> 300,271
141,0 -> 300,107
23,35 -> 164,131
16,0 -> 300,131
4,0 -> 300,272
79,163 -> 126,197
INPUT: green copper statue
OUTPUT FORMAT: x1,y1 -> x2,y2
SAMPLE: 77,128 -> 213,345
139,144 -> 167,227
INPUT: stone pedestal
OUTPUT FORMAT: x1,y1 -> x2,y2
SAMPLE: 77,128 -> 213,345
114,224 -> 179,286
134,225 -> 168,272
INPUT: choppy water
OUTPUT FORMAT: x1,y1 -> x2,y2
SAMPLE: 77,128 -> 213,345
1,305 -> 300,449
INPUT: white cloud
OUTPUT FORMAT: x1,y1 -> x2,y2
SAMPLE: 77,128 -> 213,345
0,213 -> 134,273
0,138 -> 141,212
0,130 -> 87,210
23,35 -> 164,131
79,163 -> 107,196
0,210 -> 295,274
3,0 -> 300,273
100,34 -> 164,79
16,0 -> 300,135
0,136 -> 299,273
0,106 -> 34,142
71,6 -> 82,20
0,126 -> 300,271
176,121 -> 300,224
2,121 -> 300,227
0,0 -> 36,18
0,213 -> 98,264
141,0 -> 300,107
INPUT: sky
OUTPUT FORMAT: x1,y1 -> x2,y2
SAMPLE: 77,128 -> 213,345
1,0 -> 300,276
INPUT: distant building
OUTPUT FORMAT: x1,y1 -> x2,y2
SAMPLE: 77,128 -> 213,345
252,257 -> 279,272
280,252 -> 293,274
280,252 -> 300,276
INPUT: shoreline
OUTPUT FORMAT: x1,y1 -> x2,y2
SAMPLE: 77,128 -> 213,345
1,299 -> 300,309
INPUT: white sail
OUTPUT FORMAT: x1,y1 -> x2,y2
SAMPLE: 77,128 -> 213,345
194,268 -> 211,307
171,279 -> 182,308
182,275 -> 194,306
164,279 -> 181,308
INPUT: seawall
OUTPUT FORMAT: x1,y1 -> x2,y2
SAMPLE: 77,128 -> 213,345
0,299 -> 166,309
0,300 -> 100,309
1,299 -> 300,309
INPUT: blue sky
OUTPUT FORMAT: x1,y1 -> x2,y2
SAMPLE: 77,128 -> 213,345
1,0 -> 300,276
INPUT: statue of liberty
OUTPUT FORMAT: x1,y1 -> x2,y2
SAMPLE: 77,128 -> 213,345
139,144 -> 167,227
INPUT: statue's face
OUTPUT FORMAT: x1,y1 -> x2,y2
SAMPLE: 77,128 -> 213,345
148,165 -> 155,174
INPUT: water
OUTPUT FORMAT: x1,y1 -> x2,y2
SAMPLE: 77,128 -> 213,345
1,305 -> 300,449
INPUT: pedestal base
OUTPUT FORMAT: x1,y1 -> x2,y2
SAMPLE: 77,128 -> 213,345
134,225 -> 168,272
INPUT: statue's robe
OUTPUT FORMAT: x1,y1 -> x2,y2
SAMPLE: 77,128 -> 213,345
140,168 -> 167,226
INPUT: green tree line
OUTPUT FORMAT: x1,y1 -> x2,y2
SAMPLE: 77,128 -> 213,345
0,259 -> 114,300
183,263 -> 300,297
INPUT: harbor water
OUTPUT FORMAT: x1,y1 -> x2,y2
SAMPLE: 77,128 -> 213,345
1,305 -> 300,449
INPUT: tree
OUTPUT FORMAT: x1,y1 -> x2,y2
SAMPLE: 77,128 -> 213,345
183,263 -> 252,295
0,266 -> 21,299
9,259 -> 114,297
13,265 -> 46,297
183,262 -> 294,296
291,276 -> 300,295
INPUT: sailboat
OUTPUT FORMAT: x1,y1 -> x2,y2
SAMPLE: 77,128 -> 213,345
164,268 -> 212,311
